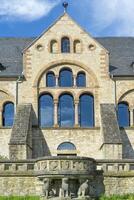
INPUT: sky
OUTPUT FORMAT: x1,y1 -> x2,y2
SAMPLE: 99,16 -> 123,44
0,0 -> 134,38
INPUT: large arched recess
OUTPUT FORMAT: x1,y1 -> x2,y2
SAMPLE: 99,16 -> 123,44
33,60 -> 99,88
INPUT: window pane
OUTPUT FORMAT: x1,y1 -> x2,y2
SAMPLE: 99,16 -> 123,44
46,72 -> 56,87
3,103 -> 14,127
77,72 -> 86,87
59,94 -> 74,127
58,142 -> 76,150
61,37 -> 70,53
39,94 -> 54,127
59,68 -> 73,87
117,102 -> 130,127
79,94 -> 94,127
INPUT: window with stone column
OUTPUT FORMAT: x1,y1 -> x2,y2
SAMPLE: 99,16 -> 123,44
39,66 -> 95,128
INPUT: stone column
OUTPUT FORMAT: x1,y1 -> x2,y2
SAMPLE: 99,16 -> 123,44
73,75 -> 77,87
55,75 -> 59,87
74,101 -> 79,127
0,106 -> 2,127
54,100 -> 58,127
130,107 -> 134,127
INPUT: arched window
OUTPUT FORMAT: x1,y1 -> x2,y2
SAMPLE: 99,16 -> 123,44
77,72 -> 86,87
39,94 -> 54,127
74,40 -> 81,53
59,68 -> 73,87
50,40 -> 58,53
61,37 -> 70,53
117,102 -> 130,127
57,142 -> 76,150
58,94 -> 74,127
46,72 -> 56,87
79,94 -> 94,127
3,102 -> 14,127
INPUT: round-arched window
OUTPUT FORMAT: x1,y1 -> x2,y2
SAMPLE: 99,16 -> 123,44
2,102 -> 14,127
57,142 -> 76,150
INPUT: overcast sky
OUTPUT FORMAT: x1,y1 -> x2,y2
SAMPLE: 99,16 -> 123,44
0,0 -> 133,37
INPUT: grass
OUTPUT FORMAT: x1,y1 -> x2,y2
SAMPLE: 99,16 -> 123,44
0,197 -> 39,200
100,194 -> 134,200
0,195 -> 134,200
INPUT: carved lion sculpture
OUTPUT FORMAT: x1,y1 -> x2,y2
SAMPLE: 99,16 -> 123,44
42,178 -> 50,199
77,179 -> 89,197
59,178 -> 69,197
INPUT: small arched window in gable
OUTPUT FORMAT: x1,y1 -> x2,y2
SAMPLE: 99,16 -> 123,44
74,40 -> 81,53
2,102 -> 14,127
57,142 -> 77,156
61,37 -> 70,53
46,72 -> 56,87
117,102 -> 130,127
50,40 -> 58,53
57,142 -> 76,151
77,72 -> 86,87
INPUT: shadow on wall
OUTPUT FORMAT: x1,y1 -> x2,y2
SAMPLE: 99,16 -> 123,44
32,127 -> 51,158
31,107 -> 51,158
121,128 -> 134,159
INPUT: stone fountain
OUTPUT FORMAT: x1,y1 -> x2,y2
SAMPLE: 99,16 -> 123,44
35,156 -> 104,200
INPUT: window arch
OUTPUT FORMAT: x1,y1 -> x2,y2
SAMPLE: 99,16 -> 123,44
39,94 -> 54,127
61,37 -> 70,53
59,68 -> 73,87
79,94 -> 94,127
46,72 -> 56,87
2,102 -> 14,127
58,94 -> 74,127
77,72 -> 86,87
117,102 -> 130,127
57,142 -> 76,150
74,40 -> 81,53
50,40 -> 58,53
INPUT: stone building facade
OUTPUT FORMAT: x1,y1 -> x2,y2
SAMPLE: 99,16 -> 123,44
0,11 -> 134,197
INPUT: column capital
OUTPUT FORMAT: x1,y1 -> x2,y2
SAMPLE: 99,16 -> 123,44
74,100 -> 79,104
73,74 -> 77,78
54,100 -> 58,104
129,106 -> 134,111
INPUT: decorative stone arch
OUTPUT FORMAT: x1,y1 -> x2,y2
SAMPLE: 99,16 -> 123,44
33,60 -> 99,88
57,91 -> 76,100
77,91 -> 94,100
118,89 -> 134,107
0,89 -> 15,109
39,91 -> 55,100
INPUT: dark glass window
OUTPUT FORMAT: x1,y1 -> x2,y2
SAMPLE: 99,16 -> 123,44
46,72 -> 56,87
39,94 -> 54,127
77,72 -> 86,87
79,94 -> 94,127
58,94 -> 74,127
59,68 -> 73,87
57,142 -> 76,150
61,37 -> 70,53
117,102 -> 130,127
3,102 -> 14,127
